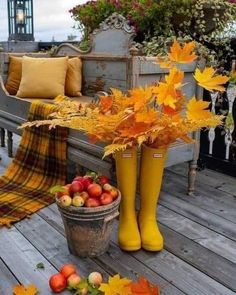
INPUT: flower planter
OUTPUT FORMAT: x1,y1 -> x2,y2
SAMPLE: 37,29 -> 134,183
173,4 -> 226,34
56,194 -> 121,257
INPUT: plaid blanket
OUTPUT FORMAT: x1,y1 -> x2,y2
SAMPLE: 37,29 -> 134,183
0,100 -> 68,227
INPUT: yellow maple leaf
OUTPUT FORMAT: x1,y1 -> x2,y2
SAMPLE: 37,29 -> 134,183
168,40 -> 197,64
194,67 -> 229,92
165,67 -> 184,85
152,82 -> 178,109
13,284 -> 38,295
127,87 -> 153,111
186,97 -> 213,120
135,109 -> 158,124
99,274 -> 132,295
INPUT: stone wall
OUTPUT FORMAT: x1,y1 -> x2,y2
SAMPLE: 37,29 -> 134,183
0,41 -> 39,53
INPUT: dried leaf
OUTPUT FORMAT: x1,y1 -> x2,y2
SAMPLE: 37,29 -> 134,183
194,67 -> 229,92
168,40 -> 197,63
130,277 -> 160,295
13,284 -> 38,295
186,97 -> 213,120
100,96 -> 113,113
99,274 -> 132,295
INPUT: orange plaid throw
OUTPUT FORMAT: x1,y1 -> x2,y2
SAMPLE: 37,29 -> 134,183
0,100 -> 68,227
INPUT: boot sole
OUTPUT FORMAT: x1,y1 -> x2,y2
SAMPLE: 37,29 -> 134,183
119,244 -> 141,251
142,244 -> 163,252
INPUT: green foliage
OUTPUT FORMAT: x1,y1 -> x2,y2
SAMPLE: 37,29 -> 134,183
69,0 -> 236,68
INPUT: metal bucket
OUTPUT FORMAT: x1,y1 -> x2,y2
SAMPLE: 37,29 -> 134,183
56,194 -> 121,257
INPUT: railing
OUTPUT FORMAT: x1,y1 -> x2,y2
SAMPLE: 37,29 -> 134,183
200,60 -> 236,176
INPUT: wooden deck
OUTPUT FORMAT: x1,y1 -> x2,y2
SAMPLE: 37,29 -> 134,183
0,135 -> 236,295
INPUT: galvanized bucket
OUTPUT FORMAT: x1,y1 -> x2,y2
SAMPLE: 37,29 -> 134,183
56,194 -> 121,257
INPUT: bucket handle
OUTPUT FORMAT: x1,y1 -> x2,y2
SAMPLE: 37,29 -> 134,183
102,211 -> 119,235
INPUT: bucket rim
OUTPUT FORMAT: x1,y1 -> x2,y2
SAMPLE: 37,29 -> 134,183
56,191 -> 121,213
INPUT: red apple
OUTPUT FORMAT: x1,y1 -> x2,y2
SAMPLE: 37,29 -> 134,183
80,191 -> 89,202
85,198 -> 101,207
82,176 -> 93,189
60,264 -> 77,279
49,273 -> 67,293
87,183 -> 102,198
98,175 -> 109,185
69,181 -> 84,195
73,176 -> 83,182
67,273 -> 81,289
100,193 -> 113,205
110,189 -> 118,199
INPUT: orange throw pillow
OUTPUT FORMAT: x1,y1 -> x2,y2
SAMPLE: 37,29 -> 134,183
65,57 -> 82,97
5,56 -> 22,95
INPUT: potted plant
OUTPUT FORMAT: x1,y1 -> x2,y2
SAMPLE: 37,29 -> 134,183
70,0 -> 236,68
22,40 -> 228,252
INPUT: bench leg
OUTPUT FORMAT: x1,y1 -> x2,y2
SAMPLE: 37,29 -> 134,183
7,131 -> 13,158
1,128 -> 5,147
188,160 -> 197,196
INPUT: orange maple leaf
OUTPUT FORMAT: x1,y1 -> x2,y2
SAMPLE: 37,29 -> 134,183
165,67 -> 184,85
127,87 -> 153,111
194,67 -> 229,92
152,82 -> 178,109
186,97 -> 213,120
130,277 -> 160,295
100,95 -> 113,113
13,284 -> 38,295
135,109 -> 158,124
168,40 -> 197,64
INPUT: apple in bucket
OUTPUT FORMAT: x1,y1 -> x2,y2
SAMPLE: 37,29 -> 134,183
50,172 -> 119,208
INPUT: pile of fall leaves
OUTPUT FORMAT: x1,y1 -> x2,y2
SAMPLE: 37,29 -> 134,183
12,275 -> 160,295
22,40 -> 229,157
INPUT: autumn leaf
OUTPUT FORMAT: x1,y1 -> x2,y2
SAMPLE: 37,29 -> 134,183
13,284 -> 38,295
152,82 -> 178,109
165,67 -> 184,85
135,109 -> 158,124
99,274 -> 132,295
127,87 -> 153,111
186,97 -> 213,120
100,96 -> 113,113
130,277 -> 160,295
194,67 -> 229,92
168,40 -> 197,64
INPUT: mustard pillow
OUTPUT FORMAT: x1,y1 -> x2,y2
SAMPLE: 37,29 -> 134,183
5,56 -> 22,95
17,56 -> 68,98
65,57 -> 82,97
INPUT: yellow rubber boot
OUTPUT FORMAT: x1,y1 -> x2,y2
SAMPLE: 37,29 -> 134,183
139,145 -> 167,251
114,147 -> 141,251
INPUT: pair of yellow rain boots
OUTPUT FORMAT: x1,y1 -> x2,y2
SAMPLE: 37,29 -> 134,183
114,145 -> 167,251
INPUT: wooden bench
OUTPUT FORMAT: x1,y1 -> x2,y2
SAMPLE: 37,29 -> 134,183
0,13 -> 203,194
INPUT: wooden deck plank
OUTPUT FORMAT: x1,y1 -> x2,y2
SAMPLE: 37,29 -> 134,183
39,205 -> 185,295
110,223 -> 236,295
0,258 -> 19,295
169,164 -> 236,196
132,248 -> 235,295
0,227 -> 60,293
160,191 -> 236,242
15,213 -> 110,279
159,205 -> 236,262
162,171 -> 236,224
44,204 -> 236,295
159,224 -> 236,292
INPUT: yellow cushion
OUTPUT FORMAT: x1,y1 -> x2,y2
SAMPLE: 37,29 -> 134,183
65,57 -> 82,97
17,56 -> 68,98
5,56 -> 22,95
